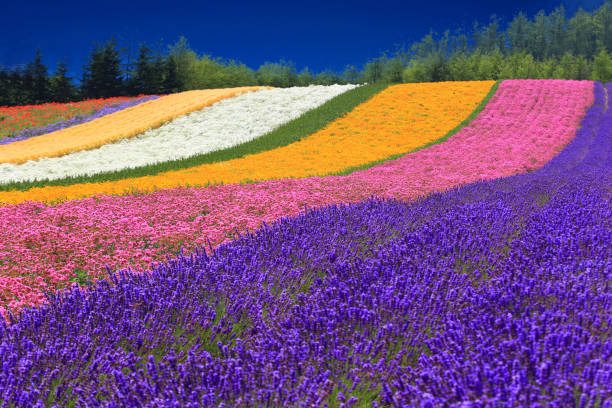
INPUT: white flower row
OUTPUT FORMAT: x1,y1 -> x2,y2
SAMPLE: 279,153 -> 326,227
0,84 -> 357,184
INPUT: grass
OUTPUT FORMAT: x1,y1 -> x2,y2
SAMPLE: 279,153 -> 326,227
0,83 -> 388,192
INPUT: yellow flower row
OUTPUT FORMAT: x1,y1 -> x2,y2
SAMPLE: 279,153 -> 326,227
0,87 -> 265,164
0,81 -> 495,204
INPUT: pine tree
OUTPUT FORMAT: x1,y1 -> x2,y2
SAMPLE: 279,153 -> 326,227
50,61 -> 75,102
81,37 -> 124,98
162,57 -> 180,94
27,49 -> 50,104
134,43 -> 155,94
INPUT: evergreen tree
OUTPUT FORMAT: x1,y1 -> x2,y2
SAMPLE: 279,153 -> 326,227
163,56 -> 180,94
594,2 -> 612,52
531,10 -> 549,59
50,61 -> 75,102
134,43 -> 157,94
19,66 -> 34,105
568,8 -> 597,58
507,12 -> 530,53
0,67 -> 9,106
548,6 -> 568,57
81,38 -> 124,98
27,49 -> 50,104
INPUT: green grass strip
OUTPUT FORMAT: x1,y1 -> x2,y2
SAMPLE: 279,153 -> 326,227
0,83 -> 388,192
327,80 -> 501,177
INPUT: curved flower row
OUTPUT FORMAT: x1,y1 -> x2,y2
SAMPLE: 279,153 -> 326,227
0,80 -> 594,312
0,81 -> 494,203
0,95 -> 160,146
0,83 -> 608,406
0,85 -> 356,184
0,87 -> 265,164
0,96 -> 142,141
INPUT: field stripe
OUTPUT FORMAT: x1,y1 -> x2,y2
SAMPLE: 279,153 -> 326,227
0,87 -> 265,164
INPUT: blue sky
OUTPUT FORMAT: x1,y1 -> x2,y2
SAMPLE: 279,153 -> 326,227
0,0 -> 605,79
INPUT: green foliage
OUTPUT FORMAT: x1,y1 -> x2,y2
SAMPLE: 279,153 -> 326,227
131,44 -> 165,94
591,49 -> 612,82
81,37 -> 124,99
49,61 -> 76,103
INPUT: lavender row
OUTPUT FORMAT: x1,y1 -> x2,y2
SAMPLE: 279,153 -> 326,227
0,95 -> 160,145
0,84 -> 609,406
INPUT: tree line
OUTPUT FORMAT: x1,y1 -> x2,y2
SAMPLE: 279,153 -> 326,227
2,1 -> 612,106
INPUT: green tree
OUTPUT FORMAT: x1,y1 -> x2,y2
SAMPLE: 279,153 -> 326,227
568,8 -> 597,58
27,49 -> 50,104
133,43 -> 163,94
81,38 -> 124,98
592,49 -> 612,82
163,56 -> 180,94
383,57 -> 405,83
531,10 -> 549,59
594,2 -> 612,52
363,58 -> 384,83
548,6 -> 568,57
297,67 -> 314,86
314,69 -> 340,85
447,53 -> 476,81
341,65 -> 361,83
507,12 -> 530,53
167,36 -> 199,91
49,61 -> 75,102
255,61 -> 297,87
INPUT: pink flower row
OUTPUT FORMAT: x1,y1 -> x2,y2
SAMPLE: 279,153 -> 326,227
0,79 -> 594,314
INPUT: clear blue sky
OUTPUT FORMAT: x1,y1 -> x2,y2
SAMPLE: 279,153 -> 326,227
0,0 -> 605,79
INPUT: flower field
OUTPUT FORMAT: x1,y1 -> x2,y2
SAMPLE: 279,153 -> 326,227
0,80 -> 610,406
